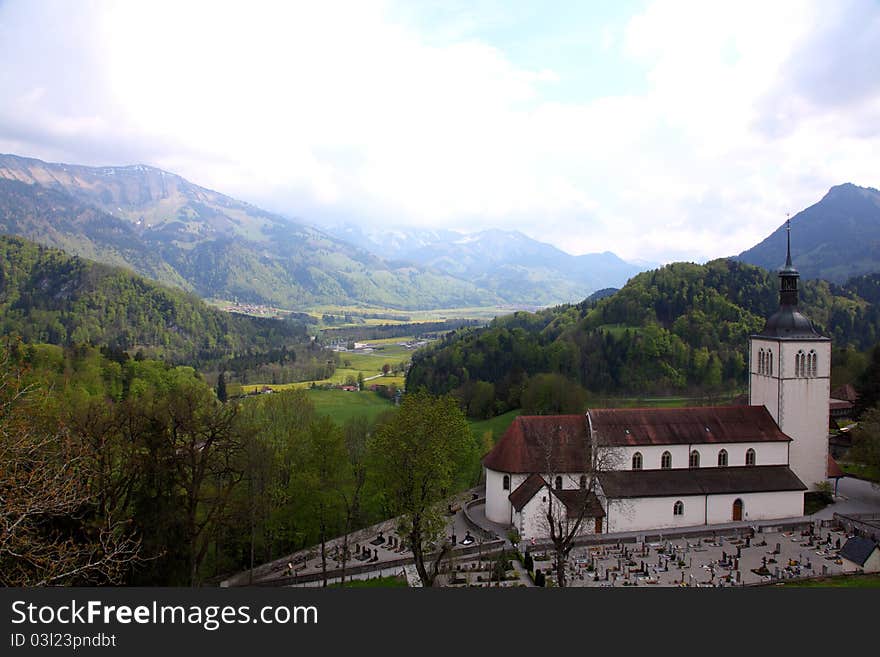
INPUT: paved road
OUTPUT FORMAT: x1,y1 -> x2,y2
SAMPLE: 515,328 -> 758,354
814,476 -> 880,520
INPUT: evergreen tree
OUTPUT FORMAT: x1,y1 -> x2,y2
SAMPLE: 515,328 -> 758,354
217,371 -> 228,403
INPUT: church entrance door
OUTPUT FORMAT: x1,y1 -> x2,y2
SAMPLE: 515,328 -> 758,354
595,518 -> 603,534
732,499 -> 743,521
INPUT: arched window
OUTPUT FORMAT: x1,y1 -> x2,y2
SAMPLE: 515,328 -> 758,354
579,475 -> 587,490
796,350 -> 805,377
555,476 -> 563,491
632,452 -> 643,470
718,449 -> 728,467
768,351 -> 773,376
502,475 -> 510,491
745,448 -> 756,466
689,450 -> 700,468
808,349 -> 817,377
661,451 -> 672,469
758,349 -> 765,375
673,500 -> 684,516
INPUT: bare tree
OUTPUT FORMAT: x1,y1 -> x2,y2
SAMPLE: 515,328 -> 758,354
0,353 -> 141,586
536,411 -> 622,587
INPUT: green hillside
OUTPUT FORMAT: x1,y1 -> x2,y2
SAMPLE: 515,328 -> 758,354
0,234 -> 308,362
0,154 -> 499,310
407,258 -> 880,416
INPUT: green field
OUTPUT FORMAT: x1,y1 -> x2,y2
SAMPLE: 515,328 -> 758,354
469,409 -> 522,444
242,338 -> 415,393
305,389 -> 396,424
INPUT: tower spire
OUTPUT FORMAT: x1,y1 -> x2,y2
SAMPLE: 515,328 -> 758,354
779,215 -> 799,306
785,217 -> 792,268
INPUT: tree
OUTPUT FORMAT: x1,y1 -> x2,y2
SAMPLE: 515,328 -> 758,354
382,363 -> 391,377
0,347 -> 140,585
357,371 -> 365,391
216,371 -> 228,403
856,344 -> 880,417
850,406 -> 880,485
369,391 -> 473,586
299,416 -> 347,587
338,416 -> 370,584
536,412 -> 622,587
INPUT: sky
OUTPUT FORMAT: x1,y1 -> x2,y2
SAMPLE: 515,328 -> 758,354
0,0 -> 878,264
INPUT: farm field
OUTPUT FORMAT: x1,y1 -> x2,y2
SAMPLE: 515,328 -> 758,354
306,389 -> 396,425
241,338 -> 416,393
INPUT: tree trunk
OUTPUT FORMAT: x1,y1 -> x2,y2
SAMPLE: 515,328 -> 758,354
555,546 -> 567,588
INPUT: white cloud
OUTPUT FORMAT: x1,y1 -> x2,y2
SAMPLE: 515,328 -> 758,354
0,0 -> 877,264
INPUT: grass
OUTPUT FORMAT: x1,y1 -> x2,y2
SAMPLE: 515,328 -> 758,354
334,575 -> 408,588
840,462 -> 880,483
306,389 -> 396,425
469,409 -> 522,444
778,574 -> 880,588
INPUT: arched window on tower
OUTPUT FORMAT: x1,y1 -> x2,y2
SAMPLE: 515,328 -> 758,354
808,349 -> 817,377
768,351 -> 773,376
718,449 -> 728,467
632,452 -> 643,470
579,475 -> 587,490
673,500 -> 684,516
689,450 -> 700,468
555,476 -> 563,491
745,448 -> 756,466
661,451 -> 672,469
758,349 -> 765,375
796,350 -> 805,377
502,475 -> 510,491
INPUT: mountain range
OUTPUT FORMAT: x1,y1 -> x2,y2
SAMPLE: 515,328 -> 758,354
324,223 -> 647,304
737,183 -> 880,282
0,153 -> 645,309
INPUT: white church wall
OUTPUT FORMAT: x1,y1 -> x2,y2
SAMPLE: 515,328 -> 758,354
485,468 -> 515,524
609,442 -> 788,470
705,491 -> 803,524
604,495 -> 706,533
779,341 -> 831,490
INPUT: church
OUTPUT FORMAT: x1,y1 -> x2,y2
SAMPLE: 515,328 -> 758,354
482,226 -> 831,539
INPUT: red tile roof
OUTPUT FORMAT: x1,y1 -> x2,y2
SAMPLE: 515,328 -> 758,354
483,407 -> 792,474
831,384 -> 859,403
590,406 -> 792,447
483,415 -> 590,474
827,455 -> 845,479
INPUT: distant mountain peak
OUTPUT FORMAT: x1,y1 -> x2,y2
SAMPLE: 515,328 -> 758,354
737,182 -> 880,283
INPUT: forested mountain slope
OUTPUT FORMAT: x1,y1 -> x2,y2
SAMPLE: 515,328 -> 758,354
408,259 -> 880,414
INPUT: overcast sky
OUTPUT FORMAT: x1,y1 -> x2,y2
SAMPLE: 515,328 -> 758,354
1,0 -> 878,263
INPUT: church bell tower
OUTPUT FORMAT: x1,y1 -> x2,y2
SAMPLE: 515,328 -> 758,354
749,220 -> 830,490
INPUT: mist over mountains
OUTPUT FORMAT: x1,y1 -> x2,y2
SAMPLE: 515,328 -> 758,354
0,153 -> 646,308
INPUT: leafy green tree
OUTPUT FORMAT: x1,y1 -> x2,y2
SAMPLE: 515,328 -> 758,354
369,391 -> 473,586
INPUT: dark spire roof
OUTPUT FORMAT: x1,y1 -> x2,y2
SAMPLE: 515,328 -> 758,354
757,218 -> 825,339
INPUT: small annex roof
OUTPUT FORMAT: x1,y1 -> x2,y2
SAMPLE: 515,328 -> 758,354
508,474 -> 548,511
839,536 -> 879,567
589,406 -> 792,447
483,415 -> 589,474
553,489 -> 606,519
599,465 -> 807,499
507,474 -> 605,518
